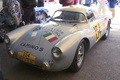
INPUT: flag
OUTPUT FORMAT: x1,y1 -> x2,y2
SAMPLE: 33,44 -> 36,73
28,31 -> 41,37
43,33 -> 58,42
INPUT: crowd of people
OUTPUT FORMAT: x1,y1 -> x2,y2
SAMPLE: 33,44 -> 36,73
97,0 -> 117,19
0,0 -> 118,32
0,0 -> 43,79
0,0 -> 45,32
59,0 -> 117,20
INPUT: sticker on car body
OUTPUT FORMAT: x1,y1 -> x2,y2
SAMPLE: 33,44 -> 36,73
43,33 -> 58,43
28,31 -> 41,37
17,50 -> 36,65
93,23 -> 101,42
33,27 -> 64,37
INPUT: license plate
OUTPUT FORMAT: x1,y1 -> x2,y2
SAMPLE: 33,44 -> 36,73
17,50 -> 36,64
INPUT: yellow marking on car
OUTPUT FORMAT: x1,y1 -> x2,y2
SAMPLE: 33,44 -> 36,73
69,28 -> 77,32
17,50 -> 36,64
93,23 -> 101,42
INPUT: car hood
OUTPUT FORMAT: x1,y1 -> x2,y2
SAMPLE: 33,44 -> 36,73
9,21 -> 81,60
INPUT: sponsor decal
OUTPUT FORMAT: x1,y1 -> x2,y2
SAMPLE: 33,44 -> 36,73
39,47 -> 44,52
43,33 -> 58,42
33,27 -> 42,31
20,42 -> 44,52
28,31 -> 41,37
17,50 -> 36,65
43,28 -> 63,37
32,27 -> 64,37
93,23 -> 101,42
20,43 -> 39,50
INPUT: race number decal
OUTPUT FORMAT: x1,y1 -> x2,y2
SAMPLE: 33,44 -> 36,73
93,23 -> 101,42
17,50 -> 36,64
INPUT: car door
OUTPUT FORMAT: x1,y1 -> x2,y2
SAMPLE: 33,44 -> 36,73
86,9 -> 102,43
92,10 -> 108,38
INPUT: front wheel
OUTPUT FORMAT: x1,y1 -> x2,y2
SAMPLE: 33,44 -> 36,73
69,40 -> 86,72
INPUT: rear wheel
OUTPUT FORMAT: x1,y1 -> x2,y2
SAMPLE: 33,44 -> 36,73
69,40 -> 86,72
101,20 -> 110,40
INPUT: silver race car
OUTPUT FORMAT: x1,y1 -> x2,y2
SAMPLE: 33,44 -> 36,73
4,5 -> 111,72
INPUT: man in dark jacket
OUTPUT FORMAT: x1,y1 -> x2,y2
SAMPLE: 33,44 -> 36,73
21,0 -> 36,25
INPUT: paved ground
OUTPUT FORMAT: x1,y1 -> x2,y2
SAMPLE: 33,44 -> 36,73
0,2 -> 120,80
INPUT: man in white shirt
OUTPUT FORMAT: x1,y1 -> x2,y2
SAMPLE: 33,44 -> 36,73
98,0 -> 107,15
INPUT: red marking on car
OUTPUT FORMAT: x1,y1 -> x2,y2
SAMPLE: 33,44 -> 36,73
43,33 -> 58,42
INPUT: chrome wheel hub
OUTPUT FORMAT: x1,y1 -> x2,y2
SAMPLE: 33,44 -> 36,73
77,43 -> 84,66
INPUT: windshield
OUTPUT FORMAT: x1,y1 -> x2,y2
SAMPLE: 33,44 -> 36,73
51,11 -> 86,23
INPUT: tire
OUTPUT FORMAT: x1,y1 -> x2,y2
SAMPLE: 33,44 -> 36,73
0,37 -> 4,43
0,29 -> 5,43
69,39 -> 86,72
101,20 -> 110,40
40,12 -> 47,23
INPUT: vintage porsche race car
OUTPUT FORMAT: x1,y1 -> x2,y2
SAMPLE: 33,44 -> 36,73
4,5 -> 111,72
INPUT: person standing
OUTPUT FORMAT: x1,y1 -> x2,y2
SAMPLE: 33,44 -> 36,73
107,0 -> 117,19
46,0 -> 49,3
21,0 -> 36,25
37,0 -> 44,7
2,0 -> 22,31
59,0 -> 74,6
98,0 -> 107,15
93,0 -> 98,5
59,0 -> 79,6
82,0 -> 92,7
74,0 -> 79,4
